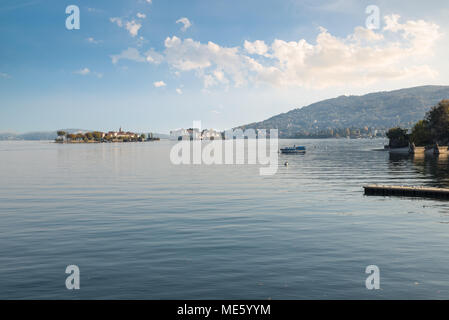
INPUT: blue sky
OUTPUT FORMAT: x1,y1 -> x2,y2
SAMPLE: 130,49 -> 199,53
1,0 -> 448,133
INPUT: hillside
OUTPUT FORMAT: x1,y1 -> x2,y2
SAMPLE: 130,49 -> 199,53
0,129 -> 85,141
237,85 -> 449,138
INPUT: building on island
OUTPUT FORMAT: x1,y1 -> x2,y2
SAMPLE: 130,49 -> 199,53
170,128 -> 222,140
201,129 -> 222,140
106,127 -> 138,140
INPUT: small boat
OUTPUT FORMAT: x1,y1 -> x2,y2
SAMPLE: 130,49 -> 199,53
280,145 -> 306,154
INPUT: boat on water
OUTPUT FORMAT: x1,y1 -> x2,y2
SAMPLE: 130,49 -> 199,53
280,145 -> 306,154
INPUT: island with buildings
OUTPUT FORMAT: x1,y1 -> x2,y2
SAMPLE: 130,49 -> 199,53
170,128 -> 223,140
55,128 -> 160,143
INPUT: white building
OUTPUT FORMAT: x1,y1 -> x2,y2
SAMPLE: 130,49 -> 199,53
201,129 -> 222,140
170,128 -> 201,140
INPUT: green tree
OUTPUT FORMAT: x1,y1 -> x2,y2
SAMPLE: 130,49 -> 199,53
386,127 -> 409,147
425,100 -> 449,144
76,133 -> 84,140
92,131 -> 103,141
410,120 -> 432,146
57,130 -> 66,137
85,132 -> 94,140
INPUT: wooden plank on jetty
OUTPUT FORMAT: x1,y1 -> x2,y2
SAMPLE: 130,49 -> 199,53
363,184 -> 449,199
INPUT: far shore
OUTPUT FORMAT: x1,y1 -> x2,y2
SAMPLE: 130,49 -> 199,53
55,129 -> 160,144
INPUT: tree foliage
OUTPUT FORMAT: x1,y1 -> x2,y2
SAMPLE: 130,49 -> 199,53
386,127 -> 409,147
410,120 -> 432,146
425,99 -> 449,144
92,131 -> 103,141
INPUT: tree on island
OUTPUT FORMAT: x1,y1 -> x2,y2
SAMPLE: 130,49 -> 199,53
386,127 -> 409,148
92,131 -> 103,141
57,130 -> 66,137
410,120 -> 432,146
425,99 -> 449,144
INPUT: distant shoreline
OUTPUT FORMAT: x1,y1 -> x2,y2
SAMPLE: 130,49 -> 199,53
54,129 -> 160,144
55,139 -> 159,144
0,137 -> 387,142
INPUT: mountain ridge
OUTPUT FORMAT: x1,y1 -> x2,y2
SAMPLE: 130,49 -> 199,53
237,85 -> 449,138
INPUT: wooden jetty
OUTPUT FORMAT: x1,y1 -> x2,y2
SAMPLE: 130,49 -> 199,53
364,184 -> 449,199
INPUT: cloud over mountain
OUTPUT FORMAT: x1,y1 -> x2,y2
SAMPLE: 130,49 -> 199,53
112,14 -> 441,89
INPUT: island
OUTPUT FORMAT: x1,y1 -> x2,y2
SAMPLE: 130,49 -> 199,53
55,128 -> 160,143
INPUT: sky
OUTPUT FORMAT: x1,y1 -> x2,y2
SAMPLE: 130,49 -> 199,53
1,0 -> 449,133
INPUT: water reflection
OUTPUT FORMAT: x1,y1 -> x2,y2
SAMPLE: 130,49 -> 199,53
389,152 -> 449,187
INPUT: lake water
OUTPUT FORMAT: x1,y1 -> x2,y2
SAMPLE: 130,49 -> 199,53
2,139 -> 449,299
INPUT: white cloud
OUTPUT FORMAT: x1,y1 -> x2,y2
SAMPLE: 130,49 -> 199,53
110,17 -> 142,37
164,36 -> 251,87
244,40 -> 269,56
125,20 -> 142,37
145,48 -> 164,64
73,68 -> 103,78
176,17 -> 192,32
111,47 -> 163,65
0,72 -> 10,78
146,0 -> 152,3
176,88 -> 183,94
350,26 -> 384,42
154,81 -> 166,87
384,14 -> 440,55
111,48 -> 146,64
74,68 -> 90,75
136,36 -> 144,47
137,12 -> 146,19
86,37 -> 101,44
158,15 -> 441,89
109,14 -> 441,90
110,17 -> 123,27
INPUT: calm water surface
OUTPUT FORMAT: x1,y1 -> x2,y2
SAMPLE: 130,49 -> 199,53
2,139 -> 449,299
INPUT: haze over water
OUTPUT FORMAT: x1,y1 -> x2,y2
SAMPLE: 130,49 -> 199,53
2,139 -> 449,299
